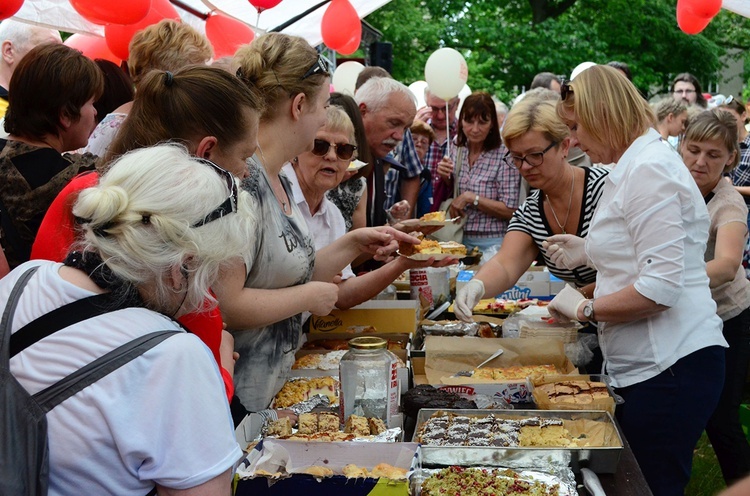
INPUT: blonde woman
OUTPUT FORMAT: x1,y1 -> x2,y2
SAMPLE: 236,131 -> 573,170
546,65 -> 727,495
222,33 -> 416,413
3,145 -> 254,494
651,97 -> 688,144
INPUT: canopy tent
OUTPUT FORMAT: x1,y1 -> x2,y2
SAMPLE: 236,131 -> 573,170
11,0 -> 391,48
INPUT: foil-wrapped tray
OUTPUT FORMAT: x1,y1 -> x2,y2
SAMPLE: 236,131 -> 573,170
410,466 -> 578,496
412,409 -> 623,473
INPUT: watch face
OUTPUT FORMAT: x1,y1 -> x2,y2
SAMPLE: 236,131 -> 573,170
584,303 -> 593,318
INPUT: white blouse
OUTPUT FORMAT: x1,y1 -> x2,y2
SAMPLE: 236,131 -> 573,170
586,129 -> 727,388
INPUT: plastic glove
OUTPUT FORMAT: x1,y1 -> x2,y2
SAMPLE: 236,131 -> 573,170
548,284 -> 588,323
542,234 -> 594,270
454,279 -> 485,322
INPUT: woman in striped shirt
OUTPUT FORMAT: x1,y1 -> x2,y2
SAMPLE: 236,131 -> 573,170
454,97 -> 608,321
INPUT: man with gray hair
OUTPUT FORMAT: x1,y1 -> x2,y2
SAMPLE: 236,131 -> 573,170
356,77 -> 417,227
0,19 -> 62,116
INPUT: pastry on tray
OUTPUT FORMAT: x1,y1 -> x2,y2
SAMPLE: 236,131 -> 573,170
535,380 -> 610,404
272,376 -> 338,408
469,364 -> 558,381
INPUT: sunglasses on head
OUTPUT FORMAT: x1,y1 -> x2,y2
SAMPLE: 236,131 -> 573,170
301,54 -> 331,80
191,158 -> 238,228
560,80 -> 574,101
311,139 -> 357,161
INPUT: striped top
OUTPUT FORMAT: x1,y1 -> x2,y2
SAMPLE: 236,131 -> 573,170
507,166 -> 610,286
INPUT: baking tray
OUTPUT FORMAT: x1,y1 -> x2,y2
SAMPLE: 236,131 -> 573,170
412,409 -> 623,473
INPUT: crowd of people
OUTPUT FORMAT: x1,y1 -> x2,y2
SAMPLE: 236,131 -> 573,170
0,16 -> 749,496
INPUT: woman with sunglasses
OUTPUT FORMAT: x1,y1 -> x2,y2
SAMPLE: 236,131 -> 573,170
454,97 -> 609,322
680,109 -> 750,485
547,65 -> 727,495
285,105 -> 455,309
225,33 -> 417,413
3,144 -> 254,495
436,91 -> 521,252
31,65 -> 263,407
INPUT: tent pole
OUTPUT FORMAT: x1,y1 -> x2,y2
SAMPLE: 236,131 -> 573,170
270,0 -> 331,32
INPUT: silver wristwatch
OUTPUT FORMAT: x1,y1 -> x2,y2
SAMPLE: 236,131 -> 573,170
473,194 -> 479,206
582,299 -> 596,322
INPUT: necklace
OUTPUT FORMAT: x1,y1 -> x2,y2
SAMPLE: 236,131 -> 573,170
546,169 -> 575,234
257,144 -> 290,214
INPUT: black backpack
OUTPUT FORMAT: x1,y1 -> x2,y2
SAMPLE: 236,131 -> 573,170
0,266 -> 177,495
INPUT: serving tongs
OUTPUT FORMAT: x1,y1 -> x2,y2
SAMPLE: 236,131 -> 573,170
453,348 -> 504,377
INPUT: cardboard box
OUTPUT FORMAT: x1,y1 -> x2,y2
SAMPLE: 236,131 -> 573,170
235,440 -> 420,496
411,356 -> 530,404
417,336 -> 576,403
530,374 -> 618,415
308,300 -> 420,334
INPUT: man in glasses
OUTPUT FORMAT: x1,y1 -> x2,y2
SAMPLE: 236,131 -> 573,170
420,88 -> 460,197
671,72 -> 708,108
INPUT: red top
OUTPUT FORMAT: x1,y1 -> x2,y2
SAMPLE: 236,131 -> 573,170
31,172 -> 234,400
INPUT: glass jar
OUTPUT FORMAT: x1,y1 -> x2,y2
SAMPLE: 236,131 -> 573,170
339,336 -> 399,424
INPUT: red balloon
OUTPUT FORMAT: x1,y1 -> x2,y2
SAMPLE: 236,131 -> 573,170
337,29 -> 361,56
104,0 -> 180,61
0,0 -> 24,20
321,0 -> 360,51
677,2 -> 711,35
65,34 -> 121,64
248,0 -> 283,13
70,0 -> 151,26
205,12 -> 255,59
680,0 -> 722,19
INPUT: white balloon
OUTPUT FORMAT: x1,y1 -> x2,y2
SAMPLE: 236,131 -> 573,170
424,48 -> 468,100
408,80 -> 428,110
332,61 -> 364,96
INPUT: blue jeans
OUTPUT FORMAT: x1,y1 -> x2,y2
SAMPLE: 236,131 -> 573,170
614,346 -> 725,496
706,306 -> 750,484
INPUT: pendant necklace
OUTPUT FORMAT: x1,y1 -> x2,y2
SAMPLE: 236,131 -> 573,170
546,169 -> 575,234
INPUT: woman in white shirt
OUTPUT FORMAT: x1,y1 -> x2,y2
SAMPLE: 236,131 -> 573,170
546,65 -> 727,496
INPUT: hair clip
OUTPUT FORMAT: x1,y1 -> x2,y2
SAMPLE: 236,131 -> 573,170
141,214 -> 151,225
236,67 -> 243,79
164,71 -> 174,87
92,221 -> 115,238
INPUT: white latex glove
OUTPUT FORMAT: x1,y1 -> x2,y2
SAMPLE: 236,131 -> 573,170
542,234 -> 594,270
547,284 -> 588,323
454,279 -> 485,322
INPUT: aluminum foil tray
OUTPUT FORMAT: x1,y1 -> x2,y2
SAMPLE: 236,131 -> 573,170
412,409 -> 623,473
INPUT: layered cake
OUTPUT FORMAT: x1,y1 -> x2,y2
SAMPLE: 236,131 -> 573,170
403,385 -> 477,419
417,413 -> 578,447
535,380 -> 609,405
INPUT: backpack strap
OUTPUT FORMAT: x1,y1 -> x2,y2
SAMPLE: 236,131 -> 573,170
9,293 -> 125,358
0,266 -> 39,364
33,330 -> 178,412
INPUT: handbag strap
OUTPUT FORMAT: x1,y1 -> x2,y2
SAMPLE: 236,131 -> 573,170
33,330 -> 178,412
0,266 -> 39,364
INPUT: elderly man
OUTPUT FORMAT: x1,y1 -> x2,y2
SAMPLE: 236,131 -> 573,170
356,77 -> 417,227
0,19 -> 62,116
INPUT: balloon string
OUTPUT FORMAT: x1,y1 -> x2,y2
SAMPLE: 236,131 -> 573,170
445,101 -> 452,159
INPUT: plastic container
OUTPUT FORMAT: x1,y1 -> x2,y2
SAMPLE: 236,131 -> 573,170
339,337 -> 400,425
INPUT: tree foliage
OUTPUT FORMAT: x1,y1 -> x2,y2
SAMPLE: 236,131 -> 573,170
365,0 -> 750,102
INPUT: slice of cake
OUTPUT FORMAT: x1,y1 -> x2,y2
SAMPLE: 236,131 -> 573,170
438,241 -> 467,256
266,417 -> 293,437
368,417 -> 387,435
421,211 -> 446,222
344,415 -> 371,437
297,413 -> 318,434
317,412 -> 340,433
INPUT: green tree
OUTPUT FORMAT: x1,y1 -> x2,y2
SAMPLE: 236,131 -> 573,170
365,0 -> 750,102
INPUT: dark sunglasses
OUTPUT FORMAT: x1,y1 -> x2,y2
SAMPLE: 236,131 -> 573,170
301,54 -> 330,80
191,158 -> 238,228
311,139 -> 357,161
561,80 -> 574,101
503,141 -> 557,169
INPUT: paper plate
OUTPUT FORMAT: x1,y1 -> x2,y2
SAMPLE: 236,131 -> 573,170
397,251 -> 466,261
400,218 -> 458,228
347,160 -> 368,172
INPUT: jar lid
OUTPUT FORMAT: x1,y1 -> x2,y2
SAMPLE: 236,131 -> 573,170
348,336 -> 387,350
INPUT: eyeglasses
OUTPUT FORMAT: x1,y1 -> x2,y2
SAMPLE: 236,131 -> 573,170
301,54 -> 330,80
673,89 -> 696,95
311,139 -> 357,161
503,142 -> 558,169
191,158 -> 238,228
560,80 -> 574,101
